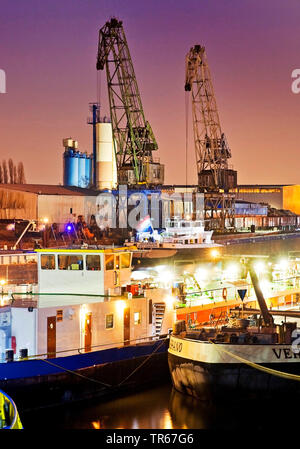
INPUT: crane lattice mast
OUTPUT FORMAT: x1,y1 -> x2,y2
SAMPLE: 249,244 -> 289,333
185,44 -> 237,229
97,18 -> 164,187
185,44 -> 236,191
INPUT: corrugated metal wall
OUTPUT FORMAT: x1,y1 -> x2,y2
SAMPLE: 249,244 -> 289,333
0,187 -> 37,219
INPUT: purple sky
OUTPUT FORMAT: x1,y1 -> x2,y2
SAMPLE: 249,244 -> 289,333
1,0 -> 300,186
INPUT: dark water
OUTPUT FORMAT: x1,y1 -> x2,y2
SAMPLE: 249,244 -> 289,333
20,237 -> 300,430
21,383 -> 298,430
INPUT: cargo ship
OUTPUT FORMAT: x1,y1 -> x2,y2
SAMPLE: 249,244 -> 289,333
0,247 -> 175,411
168,263 -> 300,399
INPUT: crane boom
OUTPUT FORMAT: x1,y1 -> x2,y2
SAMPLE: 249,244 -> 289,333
185,45 -> 236,191
97,18 -> 164,186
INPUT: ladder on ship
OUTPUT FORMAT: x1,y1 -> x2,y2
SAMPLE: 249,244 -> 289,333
153,303 -> 166,338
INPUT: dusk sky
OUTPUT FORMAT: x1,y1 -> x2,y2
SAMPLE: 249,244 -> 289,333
1,0 -> 300,186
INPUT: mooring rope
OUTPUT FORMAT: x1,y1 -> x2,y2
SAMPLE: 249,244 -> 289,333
38,337 -> 168,390
209,340 -> 300,381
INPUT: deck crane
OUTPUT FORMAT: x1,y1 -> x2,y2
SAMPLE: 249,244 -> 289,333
96,18 -> 164,187
185,45 -> 237,230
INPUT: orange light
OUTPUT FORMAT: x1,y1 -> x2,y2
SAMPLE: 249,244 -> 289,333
92,421 -> 101,429
210,249 -> 220,259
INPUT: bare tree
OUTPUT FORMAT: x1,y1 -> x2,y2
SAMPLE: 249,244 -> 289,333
8,158 -> 14,183
13,165 -> 17,184
2,160 -> 8,184
17,162 -> 26,184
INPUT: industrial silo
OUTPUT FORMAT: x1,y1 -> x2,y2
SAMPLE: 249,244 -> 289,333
95,122 -> 117,190
63,148 -> 79,187
85,155 -> 92,188
78,152 -> 87,188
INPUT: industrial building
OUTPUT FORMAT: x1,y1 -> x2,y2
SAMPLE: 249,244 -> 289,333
231,185 -> 297,211
0,184 -> 98,225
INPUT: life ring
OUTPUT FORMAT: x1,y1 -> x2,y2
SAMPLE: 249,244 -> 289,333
222,287 -> 227,299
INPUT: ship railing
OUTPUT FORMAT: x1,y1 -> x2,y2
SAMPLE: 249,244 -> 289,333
8,334 -> 169,362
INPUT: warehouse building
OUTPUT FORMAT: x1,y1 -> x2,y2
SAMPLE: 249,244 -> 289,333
0,183 -> 299,233
0,184 -> 98,226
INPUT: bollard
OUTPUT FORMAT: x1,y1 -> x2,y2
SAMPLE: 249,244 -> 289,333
19,348 -> 28,360
5,350 -> 14,363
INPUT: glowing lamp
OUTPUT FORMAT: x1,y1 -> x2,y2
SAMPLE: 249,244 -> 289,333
278,259 -> 289,271
210,249 -> 220,259
254,261 -> 265,275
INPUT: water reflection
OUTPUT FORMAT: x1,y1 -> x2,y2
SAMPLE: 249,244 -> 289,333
22,382 -> 298,430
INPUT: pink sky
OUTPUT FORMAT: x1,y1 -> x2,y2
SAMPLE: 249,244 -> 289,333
1,0 -> 300,186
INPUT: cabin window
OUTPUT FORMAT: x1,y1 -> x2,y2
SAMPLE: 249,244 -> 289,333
58,254 -> 83,270
134,311 -> 141,325
86,255 -> 101,271
105,254 -> 114,271
105,314 -> 114,329
121,253 -> 131,269
41,254 -> 56,270
56,310 -> 63,322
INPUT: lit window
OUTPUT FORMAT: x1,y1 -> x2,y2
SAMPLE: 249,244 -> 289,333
86,255 -> 101,271
134,311 -> 141,325
41,254 -> 56,270
58,254 -> 83,270
56,310 -> 63,322
105,314 -> 114,329
105,254 -> 114,271
121,253 -> 131,269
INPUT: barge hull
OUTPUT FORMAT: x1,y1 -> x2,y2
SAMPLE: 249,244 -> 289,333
168,353 -> 300,400
0,340 -> 170,411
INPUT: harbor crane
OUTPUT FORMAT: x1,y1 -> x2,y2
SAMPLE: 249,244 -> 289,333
96,18 -> 164,187
185,45 -> 237,230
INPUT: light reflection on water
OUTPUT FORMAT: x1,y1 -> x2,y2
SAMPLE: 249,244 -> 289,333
22,384 -> 213,430
22,382 -> 299,430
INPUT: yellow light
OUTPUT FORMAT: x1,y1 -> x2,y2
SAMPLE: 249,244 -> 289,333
210,249 -> 220,259
0,280 -> 6,286
165,295 -> 175,310
195,268 -> 207,281
80,305 -> 89,332
225,264 -> 239,279
157,269 -> 174,285
278,259 -> 289,271
254,261 -> 265,275
116,300 -> 126,317
92,421 -> 101,429
43,217 -> 49,224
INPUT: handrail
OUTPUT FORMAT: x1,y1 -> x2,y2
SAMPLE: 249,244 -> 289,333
13,334 -> 169,362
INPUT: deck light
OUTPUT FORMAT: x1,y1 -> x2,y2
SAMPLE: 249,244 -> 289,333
254,261 -> 265,275
210,249 -> 220,259
278,259 -> 289,271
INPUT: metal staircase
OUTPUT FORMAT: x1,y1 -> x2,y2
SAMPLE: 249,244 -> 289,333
153,303 -> 166,338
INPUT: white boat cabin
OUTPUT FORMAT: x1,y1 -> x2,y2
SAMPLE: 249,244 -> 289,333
36,248 -> 132,297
